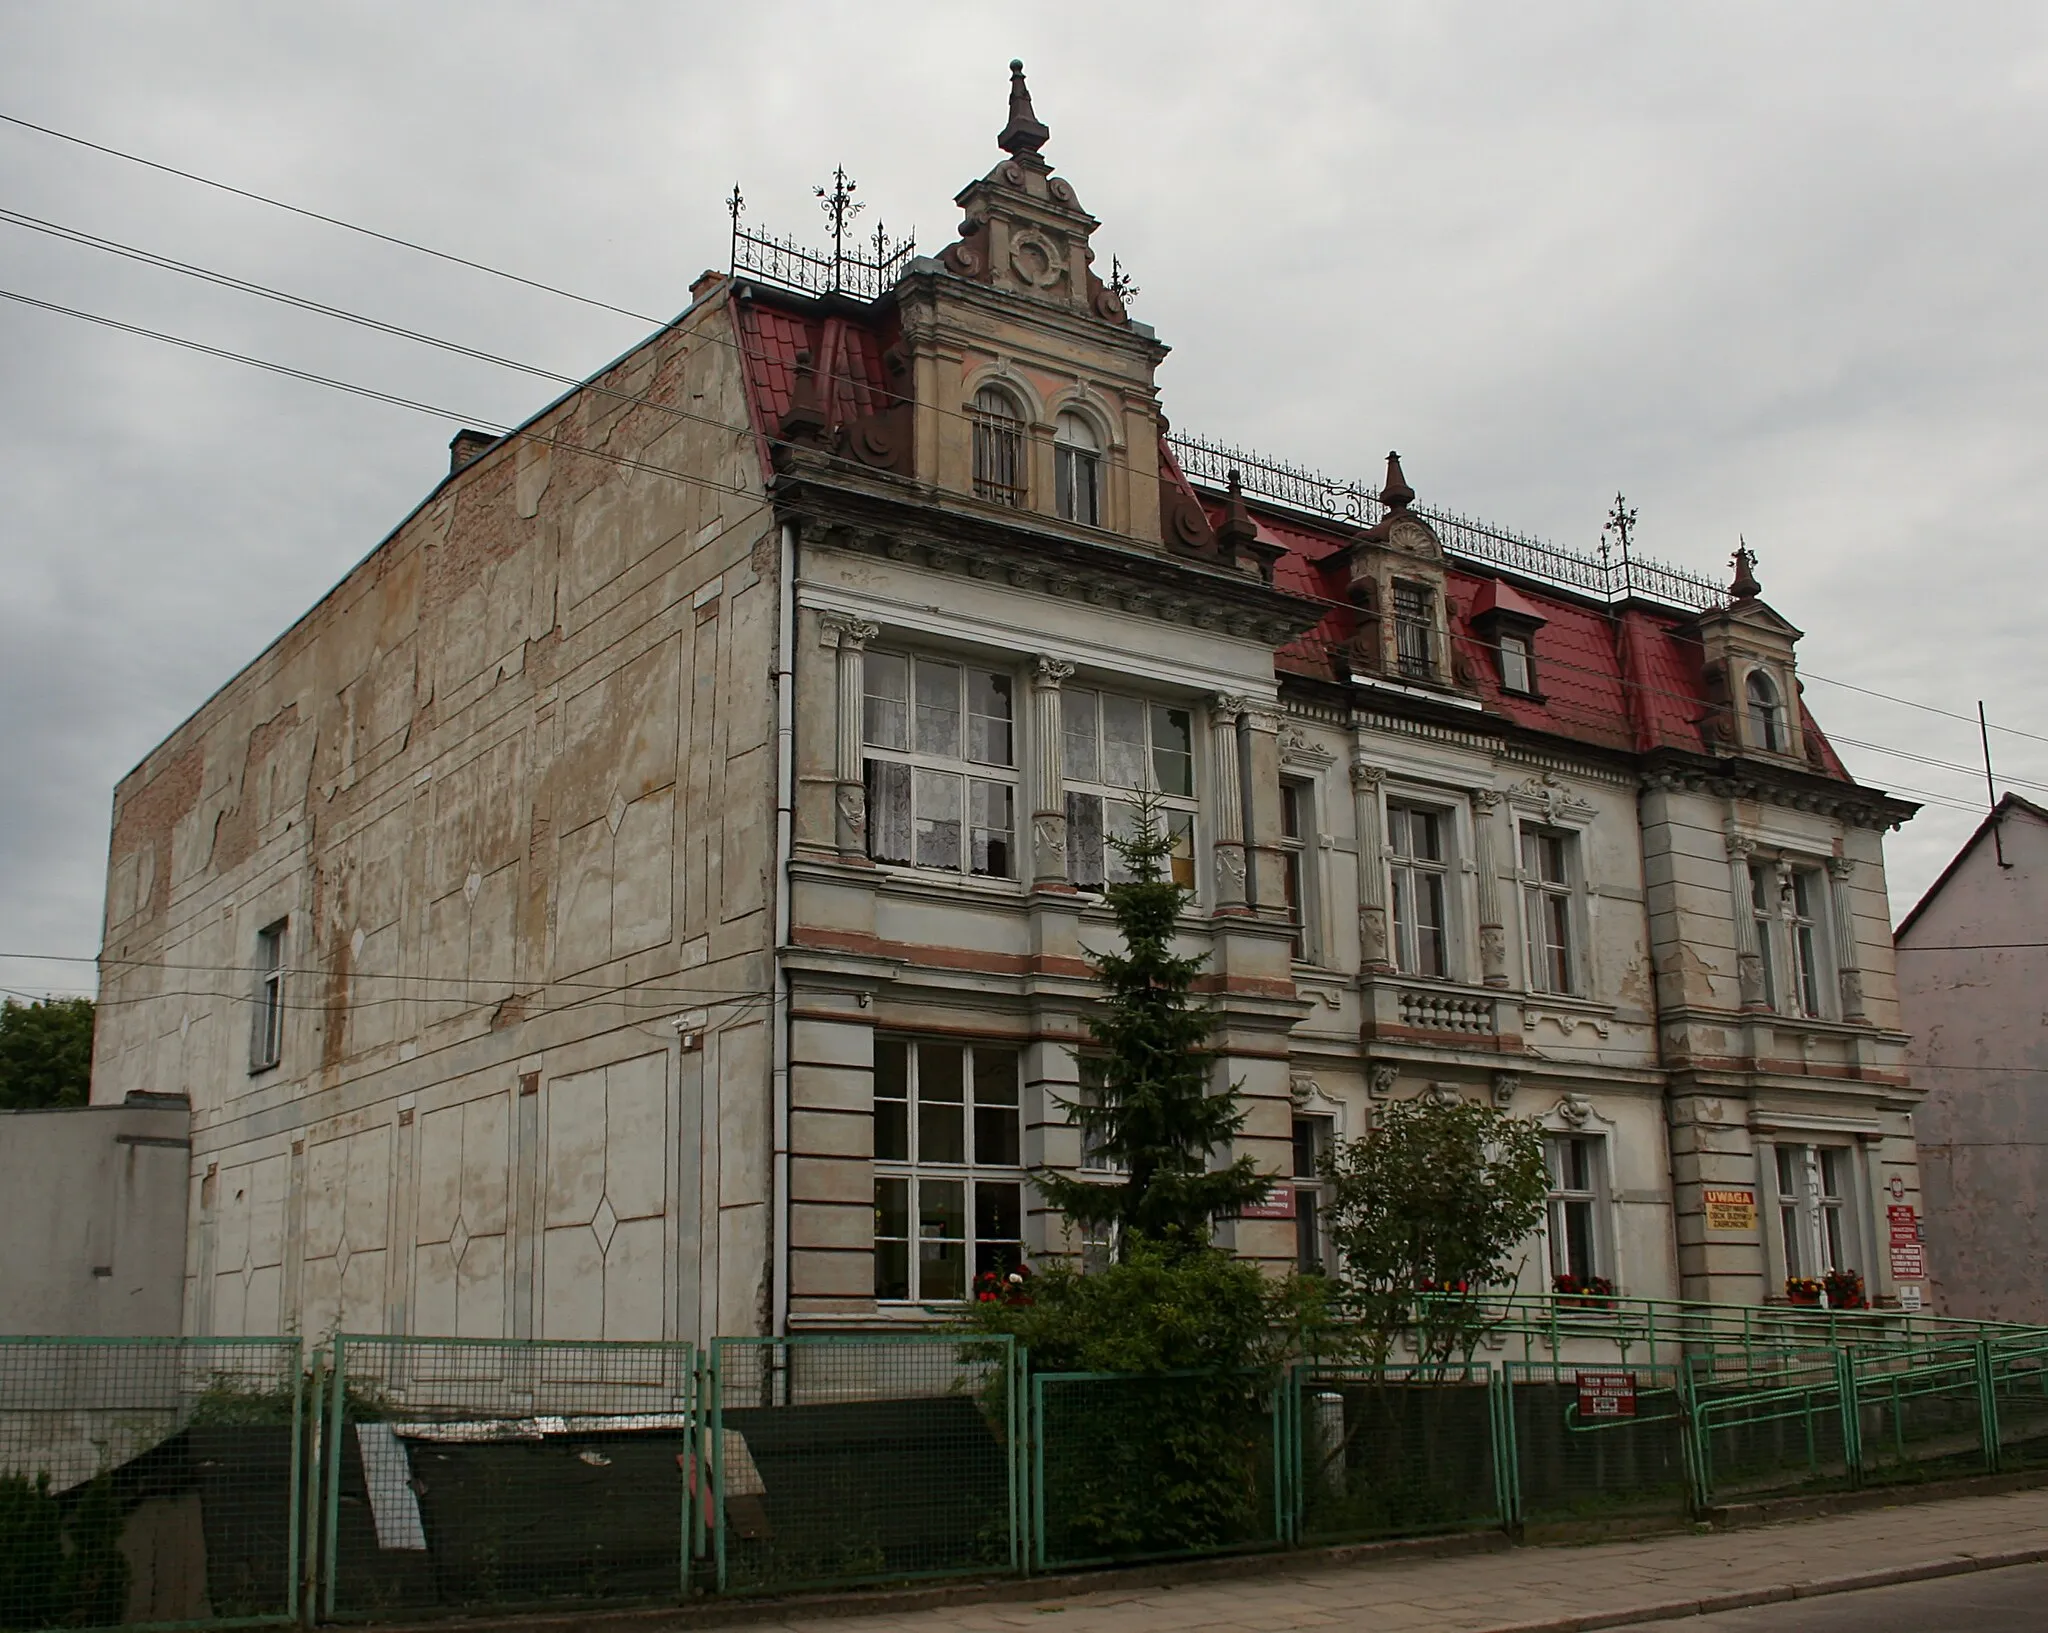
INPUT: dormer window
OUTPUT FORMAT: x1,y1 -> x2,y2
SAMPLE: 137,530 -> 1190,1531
1393,582 -> 1435,679
1498,632 -> 1534,694
1054,412 -> 1100,526
1746,670 -> 1785,753
971,386 -> 1025,506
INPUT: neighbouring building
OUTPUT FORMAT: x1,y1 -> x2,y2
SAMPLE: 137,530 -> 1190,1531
1898,794 -> 2048,1323
87,64 -> 1926,1344
0,1093 -> 190,1336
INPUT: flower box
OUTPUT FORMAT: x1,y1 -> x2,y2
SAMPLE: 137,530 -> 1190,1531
1553,1273 -> 1615,1311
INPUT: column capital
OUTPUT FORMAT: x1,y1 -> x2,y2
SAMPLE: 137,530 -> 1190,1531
1472,788 -> 1503,814
1724,826 -> 1759,860
1243,705 -> 1285,737
1825,854 -> 1855,881
1034,655 -> 1076,687
1350,757 -> 1386,791
818,611 -> 881,651
1210,692 -> 1250,722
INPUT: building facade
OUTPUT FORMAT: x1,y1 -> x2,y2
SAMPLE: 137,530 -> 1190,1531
1898,795 -> 2048,1323
89,66 -> 1925,1343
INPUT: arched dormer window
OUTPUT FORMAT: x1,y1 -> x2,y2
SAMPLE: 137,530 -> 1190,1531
971,386 -> 1025,507
1054,411 -> 1101,526
1746,669 -> 1785,753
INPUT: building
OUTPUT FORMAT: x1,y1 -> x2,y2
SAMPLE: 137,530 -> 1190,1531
1897,795 -> 2048,1322
88,64 -> 1925,1343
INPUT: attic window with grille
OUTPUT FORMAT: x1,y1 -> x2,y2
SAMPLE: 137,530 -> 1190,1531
1393,582 -> 1435,679
972,387 -> 1025,506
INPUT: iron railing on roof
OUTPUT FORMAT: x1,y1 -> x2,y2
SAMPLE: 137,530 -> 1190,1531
1167,431 -> 1726,612
728,184 -> 917,303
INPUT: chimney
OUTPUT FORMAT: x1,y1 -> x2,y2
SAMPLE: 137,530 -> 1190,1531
449,429 -> 497,473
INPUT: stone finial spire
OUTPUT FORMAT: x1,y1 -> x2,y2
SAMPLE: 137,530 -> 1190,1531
1380,450 -> 1415,511
998,59 -> 1050,158
1217,470 -> 1259,567
1729,536 -> 1761,600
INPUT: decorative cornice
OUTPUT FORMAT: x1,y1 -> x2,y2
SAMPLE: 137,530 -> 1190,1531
1645,760 -> 1913,832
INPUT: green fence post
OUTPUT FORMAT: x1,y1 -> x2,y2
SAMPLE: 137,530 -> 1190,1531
1011,1343 -> 1025,1573
322,1341 -> 345,1621
1031,1371 -> 1047,1573
1977,1339 -> 2001,1475
299,1347 -> 323,1627
285,1339 -> 305,1628
1837,1349 -> 1863,1489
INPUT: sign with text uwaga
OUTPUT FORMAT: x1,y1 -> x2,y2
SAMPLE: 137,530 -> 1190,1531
1576,1371 -> 1637,1419
1704,1187 -> 1758,1231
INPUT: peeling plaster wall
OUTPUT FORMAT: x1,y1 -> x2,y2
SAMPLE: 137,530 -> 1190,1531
92,294 -> 779,1344
1901,804 -> 2048,1322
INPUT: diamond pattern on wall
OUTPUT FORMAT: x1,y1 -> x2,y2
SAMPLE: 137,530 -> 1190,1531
449,1215 -> 470,1266
591,1195 -> 617,1257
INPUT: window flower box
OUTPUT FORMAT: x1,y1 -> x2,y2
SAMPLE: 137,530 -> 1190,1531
1784,1277 -> 1825,1307
1553,1273 -> 1615,1311
1823,1269 -> 1867,1310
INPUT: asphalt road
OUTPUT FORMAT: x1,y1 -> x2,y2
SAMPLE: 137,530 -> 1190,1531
1610,1560 -> 2048,1632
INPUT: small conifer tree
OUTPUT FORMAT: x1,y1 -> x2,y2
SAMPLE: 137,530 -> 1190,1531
1036,799 -> 1273,1259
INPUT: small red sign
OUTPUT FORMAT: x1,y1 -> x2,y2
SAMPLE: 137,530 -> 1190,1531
1888,1205 -> 1922,1246
1239,1184 -> 1297,1220
1577,1371 -> 1637,1419
1891,1242 -> 1927,1280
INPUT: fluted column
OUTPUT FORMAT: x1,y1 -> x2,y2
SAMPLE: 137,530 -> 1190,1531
1209,694 -> 1248,911
1243,707 -> 1288,912
1351,757 -> 1391,972
820,612 -> 879,858
1726,829 -> 1769,1010
1472,788 -> 1508,988
1826,855 -> 1866,1020
1030,657 -> 1074,888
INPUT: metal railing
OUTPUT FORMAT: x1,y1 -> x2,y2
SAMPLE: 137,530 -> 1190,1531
1167,431 -> 1728,612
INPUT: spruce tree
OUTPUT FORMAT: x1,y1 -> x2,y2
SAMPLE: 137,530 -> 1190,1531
1037,799 -> 1273,1259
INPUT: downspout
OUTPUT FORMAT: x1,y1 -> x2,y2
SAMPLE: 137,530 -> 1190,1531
771,518 -> 797,1338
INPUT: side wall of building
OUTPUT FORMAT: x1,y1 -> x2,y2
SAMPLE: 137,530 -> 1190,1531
1903,805 -> 2048,1322
91,295 -> 781,1345
0,1101 -> 190,1336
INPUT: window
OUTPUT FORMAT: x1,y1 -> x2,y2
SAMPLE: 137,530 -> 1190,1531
1749,861 -> 1830,1019
1520,828 -> 1577,995
1387,804 -> 1451,977
1062,688 -> 1197,892
873,1039 -> 1024,1302
1545,1134 -> 1606,1284
1054,411 -> 1101,526
1074,1056 -> 1122,1174
971,386 -> 1025,506
1393,582 -> 1435,679
250,919 -> 286,1071
1498,632 -> 1534,694
1279,782 -> 1318,963
1775,1144 -> 1857,1281
1746,670 -> 1784,753
863,653 -> 1018,880
1292,1116 -> 1331,1274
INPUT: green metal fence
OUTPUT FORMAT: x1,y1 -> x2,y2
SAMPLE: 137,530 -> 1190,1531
0,1336 -> 303,1631
1989,1337 -> 2048,1471
709,1334 -> 1018,1595
1503,1362 -> 1690,1527
1290,1364 -> 1503,1543
1031,1370 -> 1283,1569
1848,1346 -> 1994,1487
320,1335 -> 695,1620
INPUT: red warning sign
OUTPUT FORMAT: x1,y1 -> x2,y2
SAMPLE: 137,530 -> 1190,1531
1577,1371 -> 1637,1419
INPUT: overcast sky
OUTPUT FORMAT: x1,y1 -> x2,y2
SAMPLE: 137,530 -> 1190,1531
3,2 -> 2045,1004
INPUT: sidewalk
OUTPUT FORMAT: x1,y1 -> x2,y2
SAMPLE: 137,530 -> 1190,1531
760,1487 -> 2048,1633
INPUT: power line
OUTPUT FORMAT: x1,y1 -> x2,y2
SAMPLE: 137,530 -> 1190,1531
0,110 -> 666,325
1801,670 -> 2048,750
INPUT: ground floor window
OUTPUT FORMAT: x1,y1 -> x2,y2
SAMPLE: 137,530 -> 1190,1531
1545,1133 -> 1608,1288
873,1038 -> 1025,1302
1292,1115 -> 1331,1274
1775,1143 -> 1858,1283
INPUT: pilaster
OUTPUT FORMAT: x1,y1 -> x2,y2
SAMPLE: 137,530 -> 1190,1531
1350,757 -> 1391,973
819,612 -> 880,859
1209,694 -> 1248,912
1030,657 -> 1074,889
1471,789 -> 1508,989
1826,855 -> 1866,1021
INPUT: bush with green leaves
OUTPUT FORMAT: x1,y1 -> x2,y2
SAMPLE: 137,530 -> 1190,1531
0,996 -> 94,1110
1321,1095 -> 1548,1372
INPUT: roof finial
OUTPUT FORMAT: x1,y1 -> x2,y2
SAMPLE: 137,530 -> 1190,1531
1380,450 -> 1415,511
1729,536 -> 1761,600
998,59 -> 1050,157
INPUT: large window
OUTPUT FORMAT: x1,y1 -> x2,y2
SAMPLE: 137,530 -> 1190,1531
1388,803 -> 1451,978
250,919 -> 287,1072
1749,863 -> 1779,1009
1062,688 -> 1197,892
1787,869 -> 1826,1018
1749,861 -> 1831,1019
971,386 -> 1025,506
1054,411 -> 1101,526
1520,827 -> 1578,995
1775,1144 -> 1856,1281
1279,781 -> 1318,963
1545,1133 -> 1607,1285
1393,582 -> 1435,679
873,1039 -> 1025,1302
1292,1115 -> 1331,1274
863,653 -> 1017,880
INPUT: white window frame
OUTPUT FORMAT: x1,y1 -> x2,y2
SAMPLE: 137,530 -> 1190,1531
1387,800 -> 1456,979
1750,858 -> 1835,1020
1292,1113 -> 1333,1274
862,650 -> 1021,883
1773,1142 -> 1861,1283
1053,411 -> 1102,527
1544,1132 -> 1612,1287
1745,668 -> 1786,753
1279,779 -> 1322,965
250,918 -> 287,1072
1518,825 -> 1582,996
873,1038 -> 1027,1304
1061,686 -> 1199,895
1497,630 -> 1535,694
